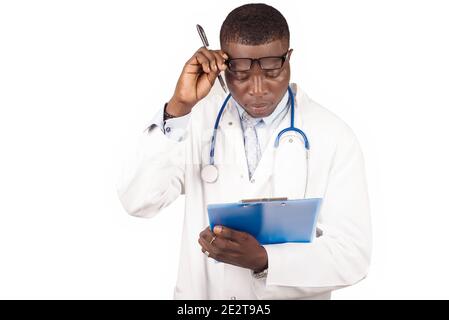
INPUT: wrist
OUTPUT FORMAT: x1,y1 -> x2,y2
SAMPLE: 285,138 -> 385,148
253,268 -> 268,279
166,97 -> 193,117
253,246 -> 268,273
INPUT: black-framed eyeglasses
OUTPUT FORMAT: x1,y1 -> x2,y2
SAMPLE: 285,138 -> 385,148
225,51 -> 289,72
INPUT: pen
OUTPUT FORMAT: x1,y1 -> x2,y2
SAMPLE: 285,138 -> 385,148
196,24 -> 228,93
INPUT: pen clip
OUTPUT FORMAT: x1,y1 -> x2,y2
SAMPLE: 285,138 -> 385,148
241,197 -> 288,203
196,24 -> 209,47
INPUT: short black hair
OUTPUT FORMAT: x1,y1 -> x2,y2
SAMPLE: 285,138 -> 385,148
220,3 -> 290,47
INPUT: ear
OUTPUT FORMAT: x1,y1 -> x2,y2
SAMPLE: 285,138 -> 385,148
287,48 -> 293,60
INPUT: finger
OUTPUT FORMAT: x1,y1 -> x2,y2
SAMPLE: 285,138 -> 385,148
201,247 -> 212,258
198,237 -> 216,259
218,50 -> 229,71
211,236 -> 239,252
213,225 -> 247,242
206,231 -> 230,248
198,236 -> 209,249
217,50 -> 228,59
200,227 -> 214,240
199,48 -> 227,73
198,230 -> 216,248
194,52 -> 212,73
211,51 -> 227,71
198,237 -> 207,250
199,226 -> 211,238
205,70 -> 219,87
199,237 -> 233,262
198,47 -> 219,72
184,50 -> 204,67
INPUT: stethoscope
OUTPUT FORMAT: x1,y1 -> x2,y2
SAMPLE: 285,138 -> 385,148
200,85 -> 310,196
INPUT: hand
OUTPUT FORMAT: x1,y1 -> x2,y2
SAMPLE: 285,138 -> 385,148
198,225 -> 268,272
166,47 -> 228,117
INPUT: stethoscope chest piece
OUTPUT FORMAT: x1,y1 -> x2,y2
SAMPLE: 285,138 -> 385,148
201,164 -> 219,183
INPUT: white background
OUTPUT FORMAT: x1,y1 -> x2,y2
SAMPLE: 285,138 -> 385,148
1,0 -> 448,299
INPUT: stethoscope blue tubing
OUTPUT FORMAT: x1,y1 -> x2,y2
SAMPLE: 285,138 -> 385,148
209,85 -> 309,166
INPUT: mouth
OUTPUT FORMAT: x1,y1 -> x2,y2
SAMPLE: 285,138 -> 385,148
251,103 -> 269,108
246,103 -> 271,115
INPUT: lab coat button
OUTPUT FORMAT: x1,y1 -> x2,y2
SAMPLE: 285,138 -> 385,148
165,127 -> 171,133
289,138 -> 293,143
250,179 -> 255,184
228,122 -> 233,126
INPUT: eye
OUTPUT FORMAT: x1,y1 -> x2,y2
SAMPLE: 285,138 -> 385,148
231,71 -> 250,81
264,69 -> 282,78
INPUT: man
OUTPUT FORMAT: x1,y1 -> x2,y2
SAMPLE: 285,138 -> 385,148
118,3 -> 371,299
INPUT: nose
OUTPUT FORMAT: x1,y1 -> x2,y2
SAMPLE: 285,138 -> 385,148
248,64 -> 268,97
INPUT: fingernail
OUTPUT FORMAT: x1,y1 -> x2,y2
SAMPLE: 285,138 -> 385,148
214,226 -> 222,234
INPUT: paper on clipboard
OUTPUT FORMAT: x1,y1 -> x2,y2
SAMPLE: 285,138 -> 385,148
207,198 -> 322,245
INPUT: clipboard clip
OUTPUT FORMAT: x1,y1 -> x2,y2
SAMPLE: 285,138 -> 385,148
240,197 -> 288,203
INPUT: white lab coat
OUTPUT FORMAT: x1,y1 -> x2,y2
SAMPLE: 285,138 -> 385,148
117,83 -> 372,300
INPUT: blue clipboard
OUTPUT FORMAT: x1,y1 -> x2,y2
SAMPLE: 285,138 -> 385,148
207,198 -> 322,245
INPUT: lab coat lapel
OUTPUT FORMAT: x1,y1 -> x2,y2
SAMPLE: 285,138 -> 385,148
219,100 -> 287,186
271,89 -> 308,199
248,113 -> 289,185
213,86 -> 308,200
251,85 -> 306,196
217,101 -> 249,181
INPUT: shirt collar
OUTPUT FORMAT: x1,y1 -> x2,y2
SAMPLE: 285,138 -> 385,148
233,90 -> 290,126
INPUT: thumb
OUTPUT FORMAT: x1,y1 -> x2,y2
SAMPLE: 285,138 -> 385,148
196,70 -> 219,99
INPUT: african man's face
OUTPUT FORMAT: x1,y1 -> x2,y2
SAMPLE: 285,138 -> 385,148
222,40 -> 292,118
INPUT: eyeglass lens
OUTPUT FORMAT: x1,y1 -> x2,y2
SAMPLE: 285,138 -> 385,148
228,57 -> 284,72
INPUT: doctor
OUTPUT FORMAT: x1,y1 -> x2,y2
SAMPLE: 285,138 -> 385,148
118,3 -> 371,299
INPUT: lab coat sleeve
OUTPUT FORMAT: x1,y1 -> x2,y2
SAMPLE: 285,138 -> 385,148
117,108 -> 190,218
252,127 -> 372,299
149,104 -> 191,142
